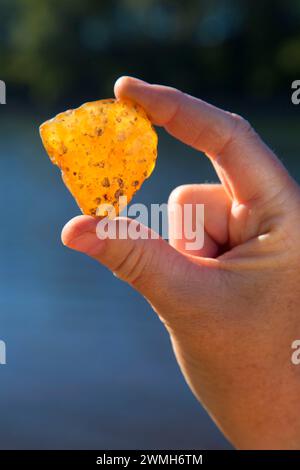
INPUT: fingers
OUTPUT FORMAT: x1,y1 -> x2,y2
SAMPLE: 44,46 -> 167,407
114,76 -> 291,205
168,184 -> 230,257
61,215 -> 200,316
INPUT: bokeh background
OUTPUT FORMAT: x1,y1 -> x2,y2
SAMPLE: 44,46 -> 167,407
0,0 -> 299,449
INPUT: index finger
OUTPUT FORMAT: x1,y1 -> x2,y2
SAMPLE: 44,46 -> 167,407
114,76 -> 290,204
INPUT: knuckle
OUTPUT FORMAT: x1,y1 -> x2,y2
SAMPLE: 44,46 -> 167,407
113,241 -> 150,286
216,112 -> 256,156
230,112 -> 255,138
168,184 -> 192,206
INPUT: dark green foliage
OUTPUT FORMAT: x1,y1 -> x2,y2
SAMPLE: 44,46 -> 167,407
1,0 -> 299,104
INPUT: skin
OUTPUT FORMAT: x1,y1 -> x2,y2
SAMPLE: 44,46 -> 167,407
62,77 -> 300,449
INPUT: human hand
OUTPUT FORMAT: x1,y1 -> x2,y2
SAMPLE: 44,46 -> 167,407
62,77 -> 300,449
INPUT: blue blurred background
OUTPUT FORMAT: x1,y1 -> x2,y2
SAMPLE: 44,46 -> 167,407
0,0 -> 299,450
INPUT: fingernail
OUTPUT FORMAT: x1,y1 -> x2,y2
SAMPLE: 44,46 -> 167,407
64,231 -> 105,256
114,76 -> 149,92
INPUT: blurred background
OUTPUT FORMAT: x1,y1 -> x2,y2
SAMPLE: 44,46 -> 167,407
0,0 -> 299,450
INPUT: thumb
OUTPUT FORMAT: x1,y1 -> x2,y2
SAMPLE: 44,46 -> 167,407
61,215 -> 198,316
